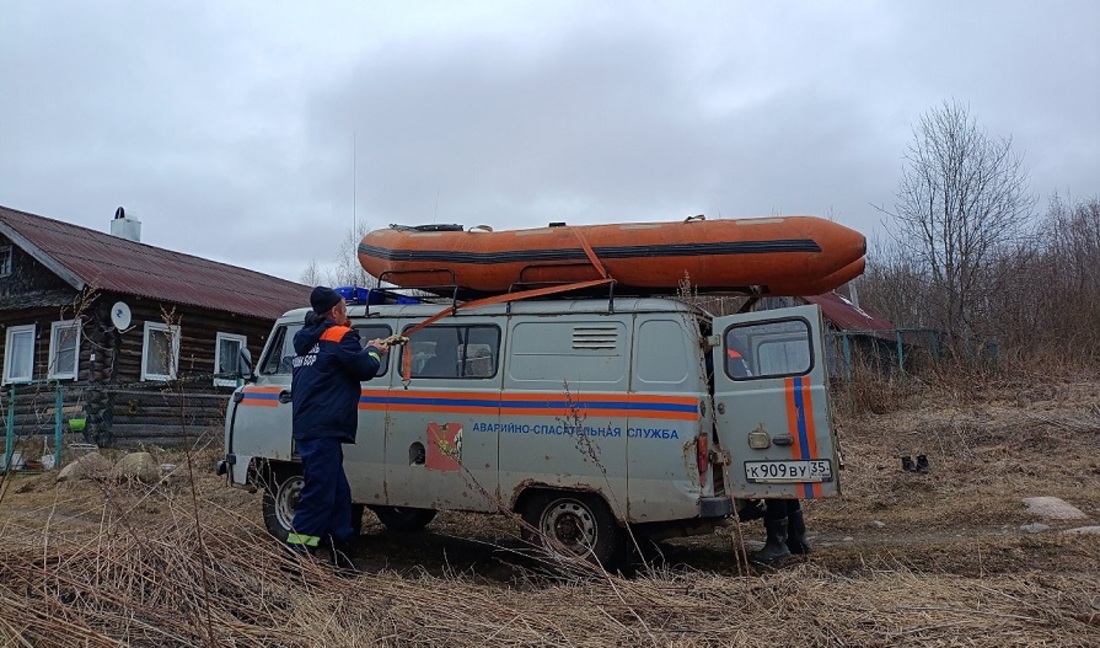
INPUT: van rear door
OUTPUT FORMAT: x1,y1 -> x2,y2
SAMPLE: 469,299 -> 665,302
711,305 -> 840,499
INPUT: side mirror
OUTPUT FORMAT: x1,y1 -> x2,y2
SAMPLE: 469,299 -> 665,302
237,348 -> 255,382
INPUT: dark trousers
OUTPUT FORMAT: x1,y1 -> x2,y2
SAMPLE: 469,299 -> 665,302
291,437 -> 355,547
764,499 -> 802,521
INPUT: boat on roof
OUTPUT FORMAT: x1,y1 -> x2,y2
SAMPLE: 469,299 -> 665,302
357,215 -> 866,297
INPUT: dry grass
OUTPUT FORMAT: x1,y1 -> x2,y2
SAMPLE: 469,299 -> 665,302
1,483 -> 1096,648
1,375 -> 1099,647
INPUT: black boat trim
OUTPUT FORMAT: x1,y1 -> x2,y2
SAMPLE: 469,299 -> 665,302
358,239 -> 822,264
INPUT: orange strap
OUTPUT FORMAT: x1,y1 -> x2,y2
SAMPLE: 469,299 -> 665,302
399,278 -> 615,382
569,227 -> 609,279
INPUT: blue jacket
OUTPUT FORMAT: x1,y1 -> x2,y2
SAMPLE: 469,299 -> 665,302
291,313 -> 383,442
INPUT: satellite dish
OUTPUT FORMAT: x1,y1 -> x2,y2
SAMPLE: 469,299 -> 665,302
110,301 -> 132,330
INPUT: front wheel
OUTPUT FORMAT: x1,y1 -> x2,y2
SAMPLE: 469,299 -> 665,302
522,492 -> 623,568
368,506 -> 437,533
260,465 -> 363,542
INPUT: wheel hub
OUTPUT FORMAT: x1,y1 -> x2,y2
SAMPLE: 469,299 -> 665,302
276,478 -> 303,530
541,499 -> 596,555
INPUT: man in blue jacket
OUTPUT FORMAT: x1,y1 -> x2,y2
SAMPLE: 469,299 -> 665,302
288,286 -> 388,568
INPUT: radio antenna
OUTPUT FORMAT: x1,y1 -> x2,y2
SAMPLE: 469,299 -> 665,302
352,131 -> 357,236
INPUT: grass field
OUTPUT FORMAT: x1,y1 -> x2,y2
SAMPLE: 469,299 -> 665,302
1,374 -> 1098,646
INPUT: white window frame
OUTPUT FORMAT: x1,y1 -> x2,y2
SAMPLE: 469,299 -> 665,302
213,332 -> 247,387
47,320 -> 82,380
0,245 -> 12,277
141,322 -> 181,381
3,324 -> 35,385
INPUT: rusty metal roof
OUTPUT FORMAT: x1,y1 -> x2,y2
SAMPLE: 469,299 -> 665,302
803,291 -> 894,334
0,205 -> 312,320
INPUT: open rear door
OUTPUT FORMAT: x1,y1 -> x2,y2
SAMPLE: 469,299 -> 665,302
711,304 -> 840,499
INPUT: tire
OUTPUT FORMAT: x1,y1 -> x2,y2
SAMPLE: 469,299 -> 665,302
522,492 -> 623,568
261,468 -> 302,543
368,505 -> 437,533
260,464 -> 363,542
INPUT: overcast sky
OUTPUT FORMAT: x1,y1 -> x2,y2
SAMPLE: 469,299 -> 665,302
2,1 -> 1097,283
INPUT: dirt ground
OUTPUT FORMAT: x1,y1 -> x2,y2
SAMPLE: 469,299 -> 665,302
1,374 -> 1098,646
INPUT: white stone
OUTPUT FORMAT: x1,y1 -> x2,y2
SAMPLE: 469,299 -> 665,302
113,452 -> 160,483
1020,523 -> 1050,534
871,520 -> 886,529
57,452 -> 112,482
1022,497 -> 1087,520
1062,526 -> 1100,536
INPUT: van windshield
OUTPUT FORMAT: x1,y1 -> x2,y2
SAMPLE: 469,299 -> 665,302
259,324 -> 302,375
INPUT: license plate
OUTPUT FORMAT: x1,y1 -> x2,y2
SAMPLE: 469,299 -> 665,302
745,459 -> 832,483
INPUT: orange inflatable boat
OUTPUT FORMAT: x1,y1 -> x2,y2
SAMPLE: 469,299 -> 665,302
357,215 -> 865,297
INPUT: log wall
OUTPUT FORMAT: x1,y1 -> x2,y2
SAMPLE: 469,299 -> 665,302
1,288 -> 277,448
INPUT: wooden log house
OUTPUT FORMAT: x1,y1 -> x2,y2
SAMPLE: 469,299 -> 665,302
0,205 -> 312,447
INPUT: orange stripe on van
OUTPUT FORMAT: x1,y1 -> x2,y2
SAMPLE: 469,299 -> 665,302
357,389 -> 699,421
784,377 -> 802,460
240,386 -> 282,407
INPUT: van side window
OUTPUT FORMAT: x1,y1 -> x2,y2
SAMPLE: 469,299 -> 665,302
354,325 -> 391,377
403,324 -> 500,379
725,319 -> 812,380
634,319 -> 692,387
260,324 -> 303,375
509,321 -> 627,386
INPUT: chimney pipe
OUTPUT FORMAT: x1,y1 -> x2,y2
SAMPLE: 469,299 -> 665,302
110,206 -> 142,242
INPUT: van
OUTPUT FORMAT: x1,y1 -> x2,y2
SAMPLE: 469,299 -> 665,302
219,296 -> 840,566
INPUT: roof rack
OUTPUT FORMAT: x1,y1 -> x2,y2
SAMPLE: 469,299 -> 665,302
368,269 -> 461,316
508,263 -> 618,313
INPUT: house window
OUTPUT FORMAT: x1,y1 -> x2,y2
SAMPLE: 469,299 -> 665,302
3,324 -> 35,384
214,332 -> 247,387
0,246 -> 11,277
142,322 -> 180,381
48,320 -> 81,380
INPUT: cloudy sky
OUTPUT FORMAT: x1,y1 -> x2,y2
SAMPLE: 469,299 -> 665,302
2,1 -> 1097,283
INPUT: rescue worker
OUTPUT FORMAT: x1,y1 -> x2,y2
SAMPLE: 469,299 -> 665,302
748,499 -> 812,565
288,286 -> 389,569
724,336 -> 814,565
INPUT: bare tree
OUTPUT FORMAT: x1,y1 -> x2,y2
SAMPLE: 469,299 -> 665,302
885,100 -> 1035,349
297,222 -> 377,288
299,258 -> 324,286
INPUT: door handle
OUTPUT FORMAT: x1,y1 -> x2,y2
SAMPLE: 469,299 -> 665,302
278,390 -> 293,404
772,435 -> 793,446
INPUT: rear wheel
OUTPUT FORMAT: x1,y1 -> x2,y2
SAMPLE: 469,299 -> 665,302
260,464 -> 363,542
368,506 -> 437,533
522,492 -> 623,568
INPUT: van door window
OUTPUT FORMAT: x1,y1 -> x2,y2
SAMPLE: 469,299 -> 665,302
259,324 -> 303,375
403,324 -> 500,379
354,325 -> 392,377
725,319 -> 813,381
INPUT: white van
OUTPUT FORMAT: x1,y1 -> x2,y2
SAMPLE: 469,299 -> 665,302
219,296 -> 840,566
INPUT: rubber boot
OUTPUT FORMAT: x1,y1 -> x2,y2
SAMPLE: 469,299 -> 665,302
279,542 -> 318,578
329,540 -> 359,573
286,540 -> 318,559
785,509 -> 813,555
749,519 -> 791,565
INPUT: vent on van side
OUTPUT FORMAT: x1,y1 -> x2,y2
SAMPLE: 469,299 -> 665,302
572,326 -> 619,350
